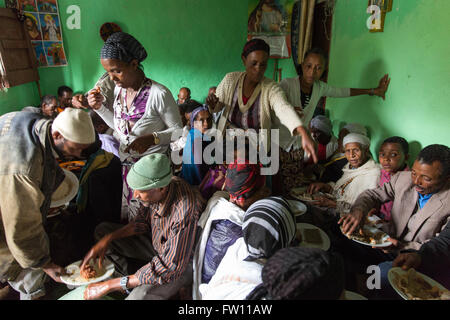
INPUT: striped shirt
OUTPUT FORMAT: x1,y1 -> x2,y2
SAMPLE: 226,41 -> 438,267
133,177 -> 206,285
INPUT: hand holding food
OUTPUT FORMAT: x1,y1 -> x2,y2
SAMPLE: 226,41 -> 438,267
81,235 -> 111,272
87,87 -> 104,110
71,94 -> 89,109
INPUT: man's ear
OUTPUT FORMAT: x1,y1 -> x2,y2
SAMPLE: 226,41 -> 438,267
51,130 -> 63,143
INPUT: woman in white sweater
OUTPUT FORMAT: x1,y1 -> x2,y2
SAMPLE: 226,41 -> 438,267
206,38 -> 318,167
307,133 -> 380,212
88,32 -> 183,221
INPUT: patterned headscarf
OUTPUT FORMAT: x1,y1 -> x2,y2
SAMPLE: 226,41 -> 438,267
246,247 -> 345,300
225,160 -> 266,202
100,32 -> 147,63
242,197 -> 296,261
190,105 -> 210,128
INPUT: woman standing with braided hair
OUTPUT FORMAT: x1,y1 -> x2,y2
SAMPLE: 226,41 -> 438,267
88,32 -> 183,221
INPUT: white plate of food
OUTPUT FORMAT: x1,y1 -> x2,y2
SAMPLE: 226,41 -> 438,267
287,200 -> 307,217
342,225 -> 392,248
344,290 -> 368,300
60,259 -> 115,287
388,267 -> 450,300
296,223 -> 330,251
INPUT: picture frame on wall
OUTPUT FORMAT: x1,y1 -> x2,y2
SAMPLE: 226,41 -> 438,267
368,0 -> 393,13
368,0 -> 393,33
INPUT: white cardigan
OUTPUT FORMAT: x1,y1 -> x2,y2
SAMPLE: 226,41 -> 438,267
277,77 -> 351,151
329,158 -> 380,207
95,80 -> 183,162
213,72 -> 304,153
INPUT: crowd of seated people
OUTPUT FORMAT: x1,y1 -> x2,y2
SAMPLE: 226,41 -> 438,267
1,33 -> 449,302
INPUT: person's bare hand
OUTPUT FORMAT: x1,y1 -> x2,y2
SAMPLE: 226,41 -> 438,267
311,196 -> 336,208
374,74 -> 391,100
72,94 -> 89,109
83,281 -> 112,300
87,87 -> 104,110
81,236 -> 111,272
206,94 -> 219,110
124,134 -> 155,154
393,252 -> 422,271
42,261 -> 67,283
375,237 -> 399,253
296,127 -> 318,164
307,182 -> 331,194
338,208 -> 365,235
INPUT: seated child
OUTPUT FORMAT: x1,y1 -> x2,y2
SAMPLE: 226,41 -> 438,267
170,100 -> 203,152
181,106 -> 213,185
378,136 -> 410,221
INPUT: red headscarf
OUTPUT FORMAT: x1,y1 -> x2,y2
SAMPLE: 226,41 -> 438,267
225,159 -> 266,202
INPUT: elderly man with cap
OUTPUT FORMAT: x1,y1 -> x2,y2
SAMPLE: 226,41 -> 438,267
0,108 -> 95,300
307,133 -> 380,212
80,153 -> 205,300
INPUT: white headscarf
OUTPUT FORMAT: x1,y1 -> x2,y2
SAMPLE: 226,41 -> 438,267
343,133 -> 370,148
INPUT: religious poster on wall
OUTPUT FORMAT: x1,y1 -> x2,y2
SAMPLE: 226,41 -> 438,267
247,0 -> 297,58
6,0 -> 67,67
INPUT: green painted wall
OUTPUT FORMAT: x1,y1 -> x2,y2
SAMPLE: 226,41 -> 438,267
327,0 -> 450,163
2,0 -> 447,165
0,0 -> 297,114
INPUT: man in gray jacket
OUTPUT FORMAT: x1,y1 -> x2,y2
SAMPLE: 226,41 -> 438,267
0,108 -> 95,300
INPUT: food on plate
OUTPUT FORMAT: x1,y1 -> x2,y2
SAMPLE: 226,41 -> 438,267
303,228 -> 322,244
391,269 -> 450,300
364,215 -> 384,228
80,265 -> 97,280
65,261 -> 106,283
344,227 -> 386,245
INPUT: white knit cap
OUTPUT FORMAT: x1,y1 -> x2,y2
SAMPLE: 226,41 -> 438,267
52,108 -> 95,144
343,123 -> 367,136
343,133 -> 371,148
